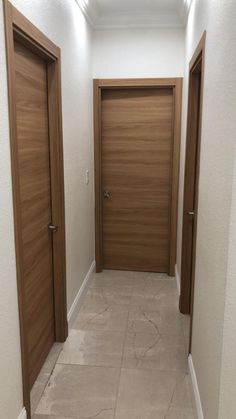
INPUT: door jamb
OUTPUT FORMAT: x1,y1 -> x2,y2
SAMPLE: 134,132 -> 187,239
179,32 -> 206,350
3,1 -> 68,417
94,78 -> 182,276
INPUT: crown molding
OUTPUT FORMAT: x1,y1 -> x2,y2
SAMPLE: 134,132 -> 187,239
75,0 -> 192,30
75,0 -> 95,27
93,22 -> 185,30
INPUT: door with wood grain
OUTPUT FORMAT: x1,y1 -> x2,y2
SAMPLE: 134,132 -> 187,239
101,88 -> 174,272
14,40 -> 55,388
180,34 -> 205,319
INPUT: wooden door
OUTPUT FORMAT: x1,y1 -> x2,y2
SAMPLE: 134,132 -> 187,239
14,40 -> 55,388
180,70 -> 201,314
101,88 -> 174,272
180,34 -> 205,317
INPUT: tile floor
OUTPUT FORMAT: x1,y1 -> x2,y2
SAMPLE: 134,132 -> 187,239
32,270 -> 196,419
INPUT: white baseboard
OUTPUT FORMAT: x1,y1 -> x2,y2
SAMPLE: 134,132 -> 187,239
17,408 -> 27,419
67,260 -> 96,328
188,355 -> 204,419
175,264 -> 181,296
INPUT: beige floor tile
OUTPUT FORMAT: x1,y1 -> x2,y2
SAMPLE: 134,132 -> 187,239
41,343 -> 63,373
31,343 -> 63,414
31,372 -> 50,414
91,270 -> 135,288
181,315 -> 191,338
36,364 -> 120,418
74,304 -> 129,332
33,269 -> 193,418
115,407 -> 195,419
132,274 -> 175,290
115,369 -> 192,418
131,278 -> 179,310
57,329 -> 125,367
128,306 -> 184,336
80,287 -> 132,312
122,332 -> 188,372
33,416 -> 74,419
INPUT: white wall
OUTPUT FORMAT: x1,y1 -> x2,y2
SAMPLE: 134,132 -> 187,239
92,28 -> 185,78
218,142 -> 236,419
0,0 -> 94,417
177,1 -> 236,418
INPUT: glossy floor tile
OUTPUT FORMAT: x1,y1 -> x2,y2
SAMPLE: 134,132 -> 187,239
57,329 -> 125,367
115,369 -> 193,418
123,332 -> 188,371
34,270 -> 194,419
31,343 -> 63,414
36,364 -> 120,418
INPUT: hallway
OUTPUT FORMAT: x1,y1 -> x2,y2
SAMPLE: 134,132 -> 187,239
32,270 -> 194,419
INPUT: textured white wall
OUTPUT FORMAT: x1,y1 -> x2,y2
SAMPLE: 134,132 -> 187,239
9,0 -> 95,314
218,142 -> 236,419
176,1 -> 236,418
0,0 -> 94,417
92,28 -> 185,78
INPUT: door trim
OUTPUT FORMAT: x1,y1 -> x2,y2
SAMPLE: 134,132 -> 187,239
179,33 -> 206,349
94,78 -> 182,276
3,1 -> 68,417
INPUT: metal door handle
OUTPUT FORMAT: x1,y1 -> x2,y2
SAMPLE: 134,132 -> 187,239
103,190 -> 112,200
188,211 -> 195,217
48,223 -> 58,233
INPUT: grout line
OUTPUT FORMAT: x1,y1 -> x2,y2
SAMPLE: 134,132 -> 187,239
34,271 -> 191,418
112,275 -> 133,419
31,344 -> 63,416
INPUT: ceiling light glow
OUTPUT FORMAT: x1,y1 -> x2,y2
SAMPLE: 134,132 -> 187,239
184,0 -> 192,9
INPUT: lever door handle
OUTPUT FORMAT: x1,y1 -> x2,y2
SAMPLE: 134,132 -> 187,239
48,223 -> 58,233
188,211 -> 195,217
103,190 -> 112,200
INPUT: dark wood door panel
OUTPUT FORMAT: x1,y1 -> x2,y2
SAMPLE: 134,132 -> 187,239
14,40 -> 55,388
101,88 -> 174,272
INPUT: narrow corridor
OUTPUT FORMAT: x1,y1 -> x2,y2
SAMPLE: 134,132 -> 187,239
32,270 -> 194,419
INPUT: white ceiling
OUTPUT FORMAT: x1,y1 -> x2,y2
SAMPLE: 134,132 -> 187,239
76,0 -> 192,29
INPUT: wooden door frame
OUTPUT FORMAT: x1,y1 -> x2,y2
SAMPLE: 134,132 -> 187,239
179,33 -> 206,346
94,78 -> 182,276
3,1 -> 68,417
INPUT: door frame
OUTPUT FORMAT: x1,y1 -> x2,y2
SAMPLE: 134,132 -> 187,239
94,78 -> 182,276
3,1 -> 68,417
179,33 -> 206,347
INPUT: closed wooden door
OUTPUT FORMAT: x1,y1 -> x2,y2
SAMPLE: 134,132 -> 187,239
180,40 -> 205,318
14,40 -> 55,388
101,88 -> 174,272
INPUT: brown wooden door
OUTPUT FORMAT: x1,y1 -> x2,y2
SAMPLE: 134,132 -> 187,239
180,34 -> 205,318
14,40 -> 55,388
180,69 -> 201,314
101,88 -> 174,272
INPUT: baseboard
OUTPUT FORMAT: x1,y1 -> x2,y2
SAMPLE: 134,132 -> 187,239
188,355 -> 204,419
175,264 -> 181,296
17,408 -> 27,419
67,260 -> 95,328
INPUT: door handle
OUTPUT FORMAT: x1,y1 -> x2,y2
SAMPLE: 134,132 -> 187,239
188,211 -> 195,218
103,190 -> 112,200
48,223 -> 58,233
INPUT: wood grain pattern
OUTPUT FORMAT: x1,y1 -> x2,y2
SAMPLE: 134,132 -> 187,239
94,79 -> 182,276
97,78 -> 179,88
180,32 -> 206,353
3,2 -> 67,415
101,88 -> 174,272
14,40 -> 55,388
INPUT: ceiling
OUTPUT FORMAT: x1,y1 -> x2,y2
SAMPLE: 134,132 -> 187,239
76,0 -> 192,29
